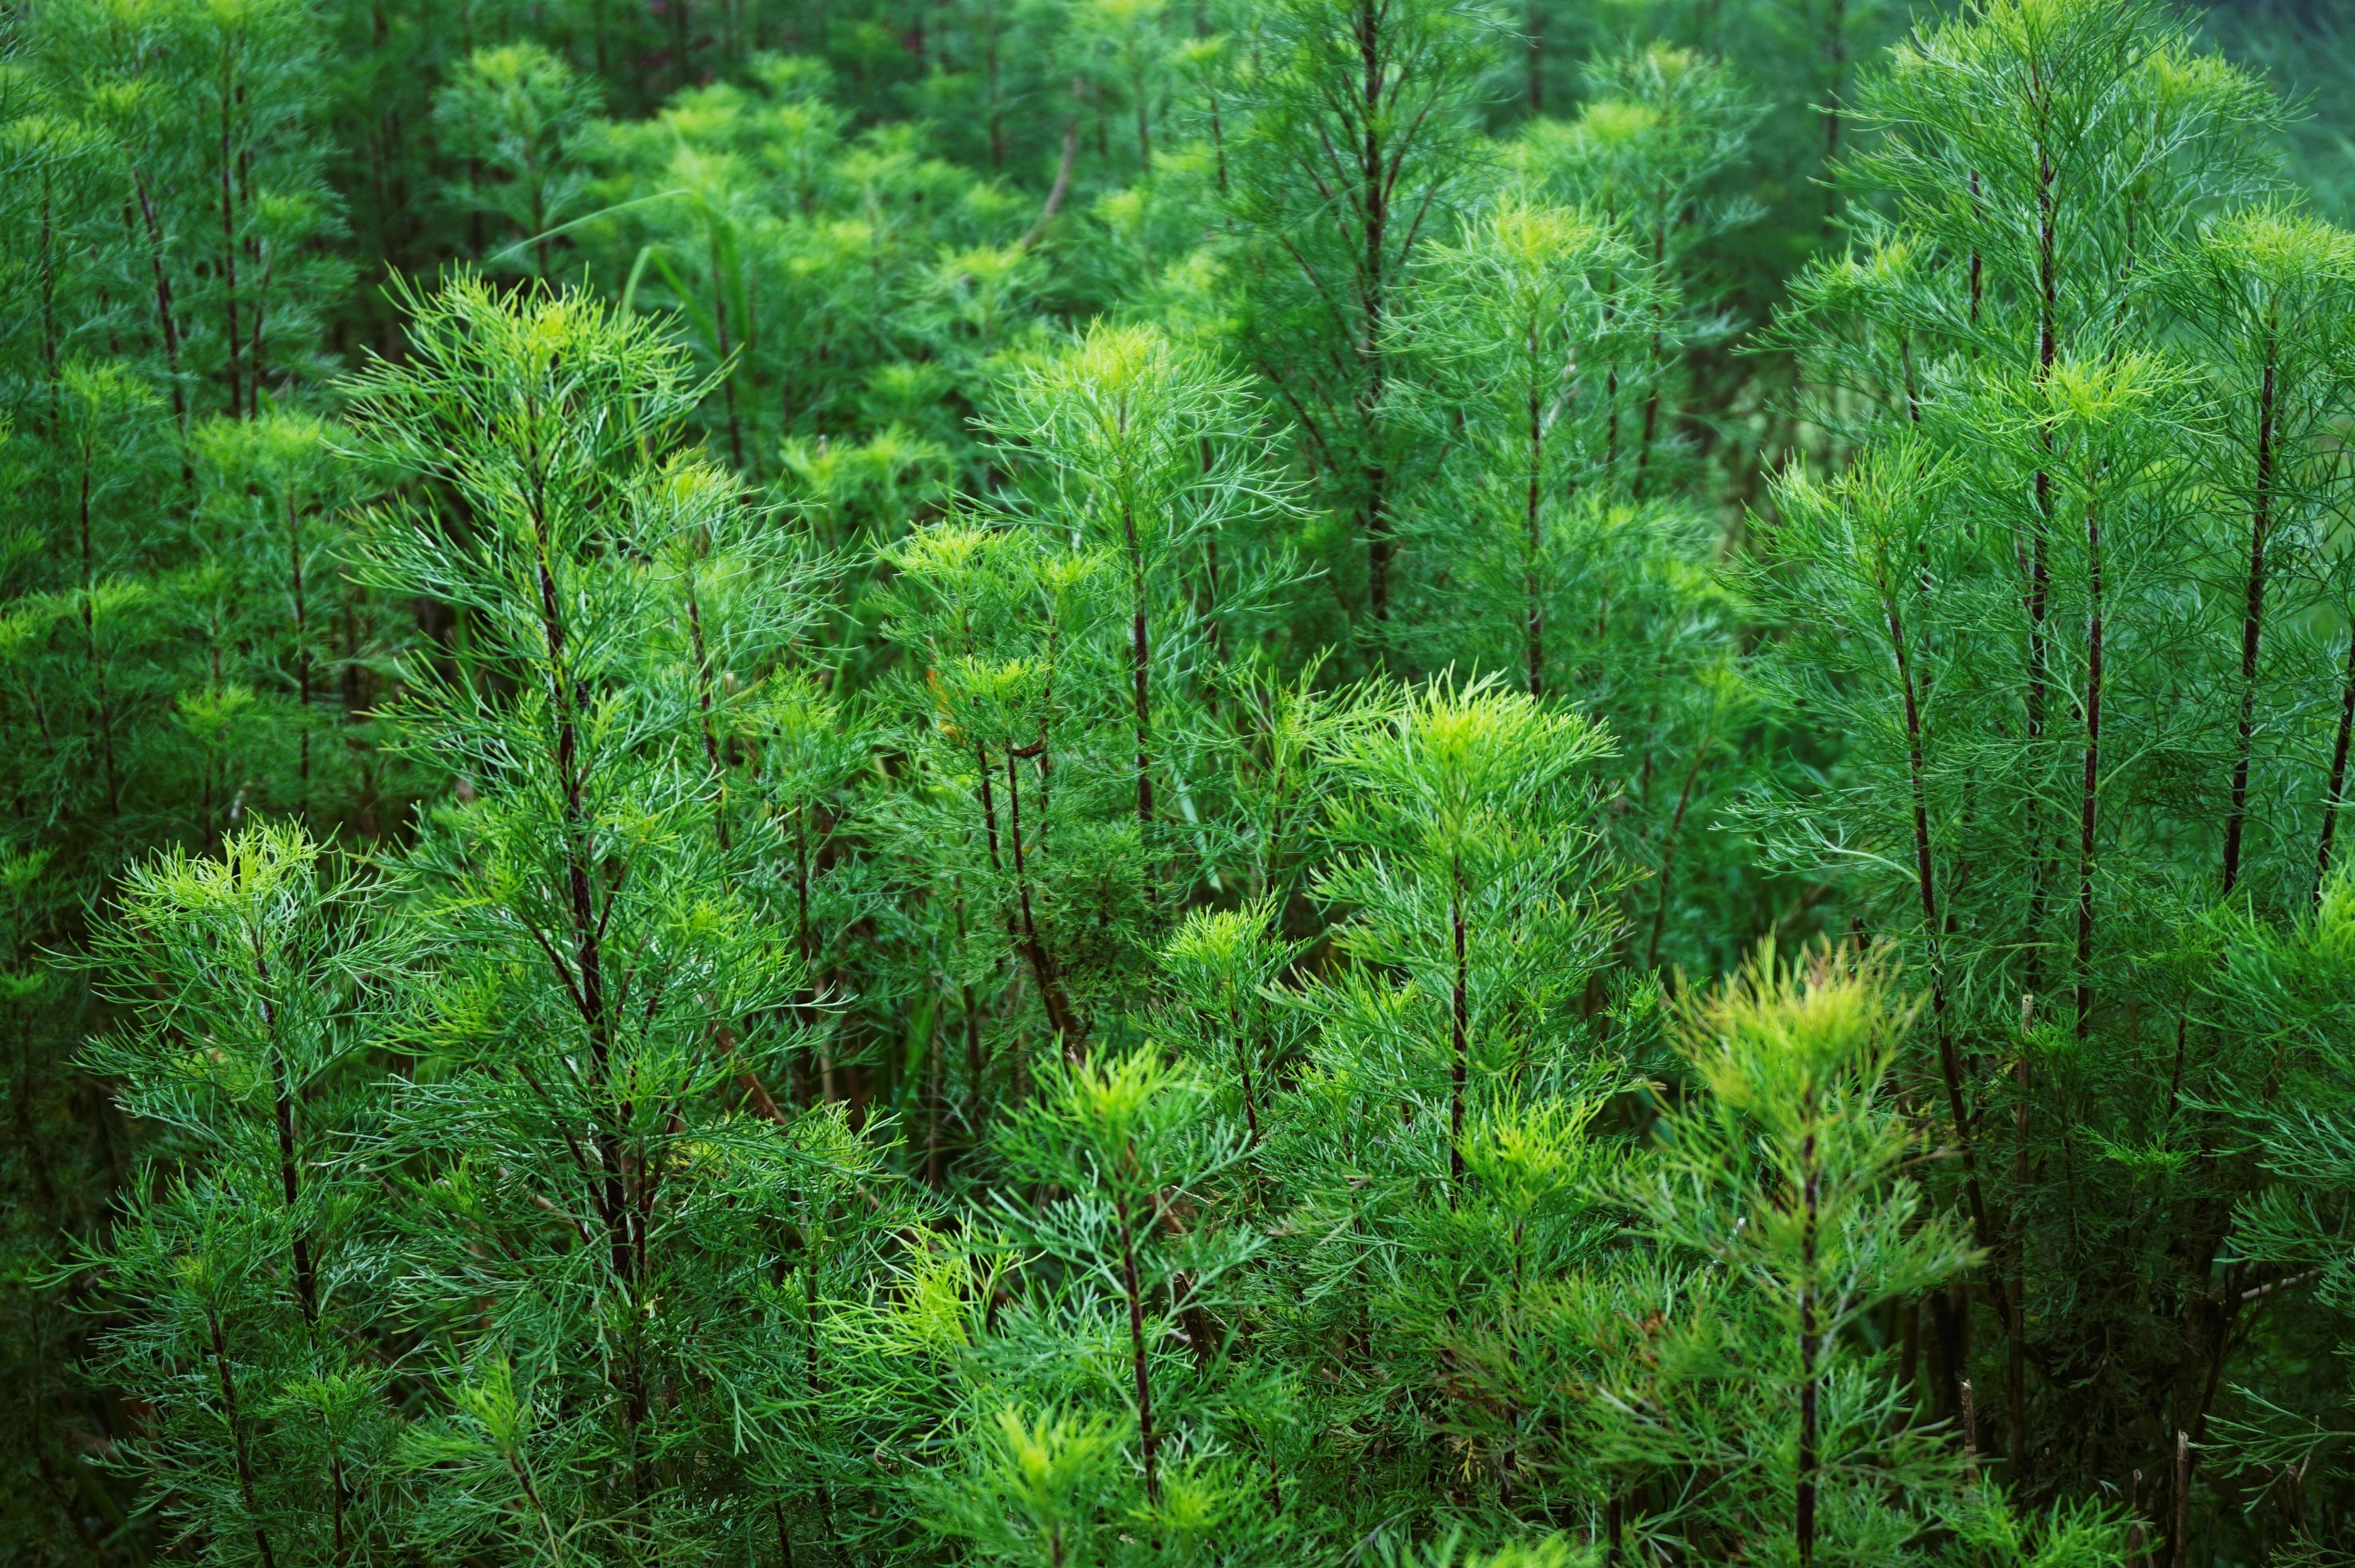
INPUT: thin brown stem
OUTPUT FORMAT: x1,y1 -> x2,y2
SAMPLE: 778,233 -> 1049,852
1115,1190 -> 1160,1502
2222,330 -> 2277,896
2317,622 -> 2355,899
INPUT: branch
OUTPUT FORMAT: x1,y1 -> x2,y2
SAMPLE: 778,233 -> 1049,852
2240,1268 -> 2321,1306
1018,120 -> 1081,252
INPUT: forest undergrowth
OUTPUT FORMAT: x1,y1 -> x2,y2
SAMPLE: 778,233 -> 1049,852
6,0 -> 2355,1562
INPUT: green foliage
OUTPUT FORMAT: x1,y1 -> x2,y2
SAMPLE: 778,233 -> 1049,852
434,42 -> 604,276
1220,0 -> 1493,626
1614,945 -> 1973,1566
5,0 -> 2355,1564
78,822 -> 404,1565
